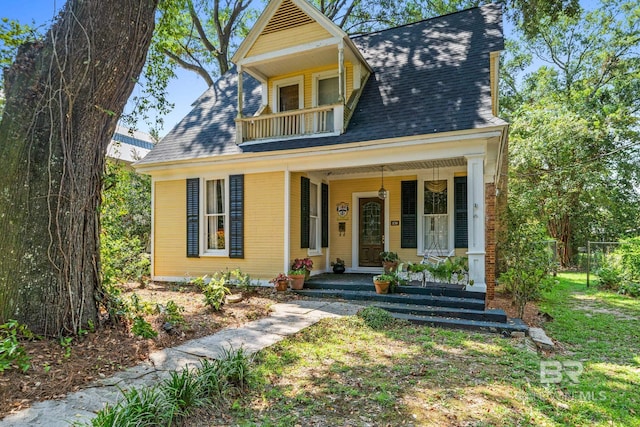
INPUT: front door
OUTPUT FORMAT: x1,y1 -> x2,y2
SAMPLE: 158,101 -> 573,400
359,197 -> 384,267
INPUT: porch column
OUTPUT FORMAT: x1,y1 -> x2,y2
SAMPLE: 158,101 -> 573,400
465,155 -> 486,293
338,44 -> 345,103
237,65 -> 243,118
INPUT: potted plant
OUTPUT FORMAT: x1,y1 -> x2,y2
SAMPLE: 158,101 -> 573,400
379,251 -> 400,273
269,273 -> 290,291
291,257 -> 313,280
373,273 -> 395,294
331,258 -> 346,274
288,268 -> 307,290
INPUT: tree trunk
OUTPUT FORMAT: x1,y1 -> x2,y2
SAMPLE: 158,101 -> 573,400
0,0 -> 158,336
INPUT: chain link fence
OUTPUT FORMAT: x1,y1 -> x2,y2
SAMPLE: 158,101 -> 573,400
584,241 -> 621,287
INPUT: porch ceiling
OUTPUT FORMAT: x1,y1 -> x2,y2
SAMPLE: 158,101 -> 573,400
323,157 -> 466,176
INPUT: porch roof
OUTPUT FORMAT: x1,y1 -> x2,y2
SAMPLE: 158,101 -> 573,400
137,4 -> 506,167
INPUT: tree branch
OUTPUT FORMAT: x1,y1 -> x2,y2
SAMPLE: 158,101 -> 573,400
162,48 -> 214,86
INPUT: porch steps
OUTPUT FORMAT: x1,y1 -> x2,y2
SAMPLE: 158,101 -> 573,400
294,288 -> 485,311
296,274 -> 528,335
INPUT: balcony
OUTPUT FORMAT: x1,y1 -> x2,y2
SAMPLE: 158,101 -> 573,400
236,104 -> 344,144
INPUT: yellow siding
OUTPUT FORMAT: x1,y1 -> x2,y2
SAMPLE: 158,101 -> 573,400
288,173 -> 326,273
247,22 -> 331,57
153,173 -> 285,281
267,63 -> 354,111
329,175 -> 421,268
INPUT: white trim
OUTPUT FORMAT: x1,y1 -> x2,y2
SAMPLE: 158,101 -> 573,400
239,37 -> 341,67
284,168 -> 291,273
136,129 -> 501,174
307,180 -> 323,256
150,176 -> 156,278
272,75 -> 304,113
200,176 -> 230,257
351,191 -> 389,272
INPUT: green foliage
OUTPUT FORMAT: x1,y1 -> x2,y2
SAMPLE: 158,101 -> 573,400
0,320 -> 33,373
424,257 -> 470,285
131,316 -> 157,339
59,336 -> 73,359
156,300 -> 186,326
216,347 -> 255,390
161,367 -> 208,421
99,283 -> 131,325
357,306 -> 395,329
499,208 -> 555,318
597,237 -> 640,298
192,272 -> 232,311
100,161 -> 151,286
76,348 -> 255,426
502,0 -> 640,266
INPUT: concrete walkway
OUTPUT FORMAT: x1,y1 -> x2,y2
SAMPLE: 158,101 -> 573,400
0,300 -> 360,427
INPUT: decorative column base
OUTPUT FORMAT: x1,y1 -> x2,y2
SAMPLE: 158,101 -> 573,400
466,252 -> 486,293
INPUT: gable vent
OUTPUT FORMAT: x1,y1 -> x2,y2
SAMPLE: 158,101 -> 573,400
262,0 -> 314,35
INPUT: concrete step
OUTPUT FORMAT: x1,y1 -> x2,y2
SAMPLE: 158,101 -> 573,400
304,280 -> 484,300
391,312 -> 529,335
370,301 -> 507,323
293,288 -> 486,311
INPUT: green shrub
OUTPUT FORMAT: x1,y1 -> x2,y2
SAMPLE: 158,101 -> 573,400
0,320 -> 33,373
357,306 -> 395,329
131,316 -> 157,339
617,237 -> 640,282
193,273 -> 231,311
498,207 -> 555,318
618,282 -> 640,298
100,161 -> 151,286
161,367 -> 207,421
156,300 -> 185,326
596,264 -> 623,291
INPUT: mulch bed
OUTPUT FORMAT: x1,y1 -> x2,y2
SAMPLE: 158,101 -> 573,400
0,282 -> 302,420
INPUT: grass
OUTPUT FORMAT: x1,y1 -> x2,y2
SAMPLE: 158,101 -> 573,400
182,272 -> 639,426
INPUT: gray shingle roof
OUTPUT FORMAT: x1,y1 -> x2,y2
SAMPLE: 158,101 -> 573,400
138,3 -> 506,166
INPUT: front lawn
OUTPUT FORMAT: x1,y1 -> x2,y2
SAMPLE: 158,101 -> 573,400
188,273 -> 639,426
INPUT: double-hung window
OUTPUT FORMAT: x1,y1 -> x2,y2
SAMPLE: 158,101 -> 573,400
422,179 -> 449,255
204,178 -> 227,254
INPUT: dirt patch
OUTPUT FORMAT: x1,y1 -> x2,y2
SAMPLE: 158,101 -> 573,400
487,292 -> 546,327
570,294 -> 635,320
0,282 -> 303,420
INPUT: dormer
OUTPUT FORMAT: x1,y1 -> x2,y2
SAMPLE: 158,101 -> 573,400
232,0 -> 372,144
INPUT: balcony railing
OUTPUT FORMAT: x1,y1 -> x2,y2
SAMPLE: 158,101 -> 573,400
236,104 -> 344,144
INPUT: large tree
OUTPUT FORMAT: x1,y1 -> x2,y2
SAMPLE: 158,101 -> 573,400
0,0 -> 158,335
502,0 -> 640,266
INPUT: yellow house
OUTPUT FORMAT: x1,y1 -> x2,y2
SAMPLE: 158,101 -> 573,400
136,0 -> 508,300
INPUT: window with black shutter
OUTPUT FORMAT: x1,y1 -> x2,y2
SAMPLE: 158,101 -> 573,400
454,176 -> 468,248
401,180 -> 417,248
186,178 -> 200,257
301,176 -> 310,248
229,174 -> 244,258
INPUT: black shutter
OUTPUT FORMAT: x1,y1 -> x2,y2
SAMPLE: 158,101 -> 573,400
186,178 -> 200,257
321,183 -> 329,248
454,176 -> 468,248
229,174 -> 244,258
301,176 -> 310,249
401,180 -> 418,248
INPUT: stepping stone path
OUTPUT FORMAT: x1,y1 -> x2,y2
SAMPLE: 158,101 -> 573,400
0,301 -> 360,427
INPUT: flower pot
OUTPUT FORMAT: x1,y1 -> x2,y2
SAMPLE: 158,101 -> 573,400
332,264 -> 345,274
275,280 -> 288,291
374,280 -> 391,294
383,261 -> 398,274
289,274 -> 305,290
